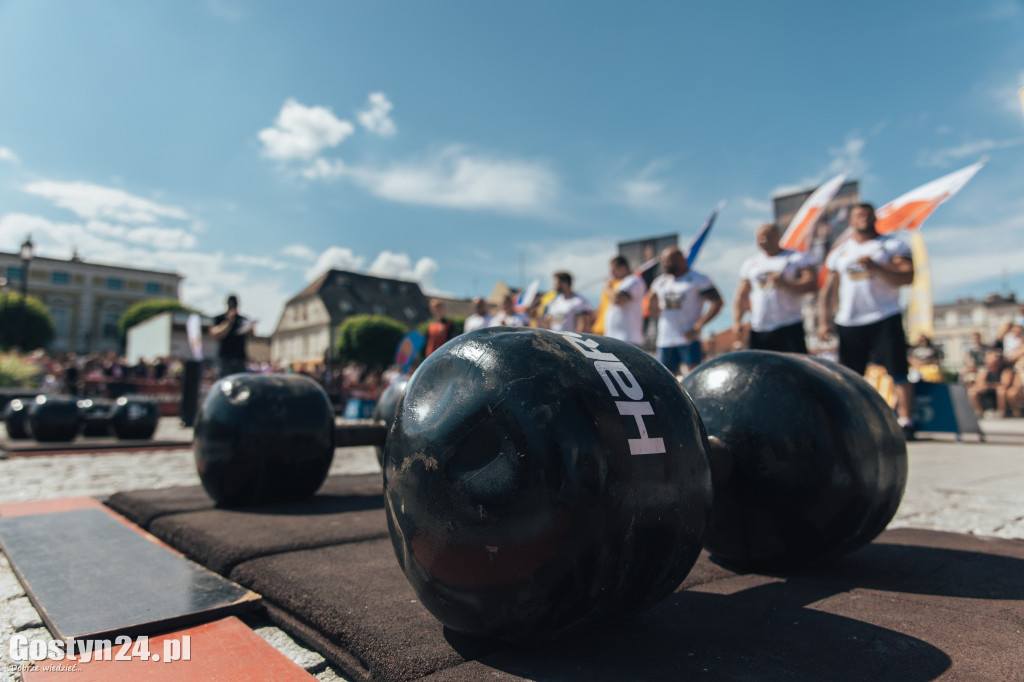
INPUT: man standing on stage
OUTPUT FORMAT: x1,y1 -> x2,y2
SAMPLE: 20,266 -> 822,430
210,294 -> 253,378
602,255 -> 647,346
818,203 -> 916,438
648,246 -> 722,376
733,223 -> 817,353
543,271 -> 593,333
463,297 -> 493,333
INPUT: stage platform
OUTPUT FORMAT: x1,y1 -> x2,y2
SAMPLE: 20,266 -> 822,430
2,474 -> 1023,680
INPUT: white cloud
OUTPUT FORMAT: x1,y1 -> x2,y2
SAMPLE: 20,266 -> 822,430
305,246 -> 366,281
21,181 -> 189,224
916,137 -> 1024,168
230,254 -> 289,271
0,147 -> 19,165
301,157 -> 346,180
258,99 -> 355,161
367,251 -> 439,290
340,146 -> 558,215
124,226 -> 197,250
741,196 -> 771,214
825,134 -> 867,177
0,211 -> 293,335
357,92 -> 396,138
772,131 -> 871,198
282,243 -> 318,261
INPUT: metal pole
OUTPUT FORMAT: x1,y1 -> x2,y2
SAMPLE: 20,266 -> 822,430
17,260 -> 28,350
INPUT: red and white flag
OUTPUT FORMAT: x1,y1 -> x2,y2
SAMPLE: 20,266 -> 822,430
875,159 -> 986,234
780,172 -> 847,252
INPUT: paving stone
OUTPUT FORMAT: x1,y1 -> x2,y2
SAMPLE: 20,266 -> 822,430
250,621 -> 327,670
8,597 -> 43,631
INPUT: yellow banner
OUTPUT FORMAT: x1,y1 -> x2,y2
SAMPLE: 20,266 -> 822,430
906,231 -> 933,342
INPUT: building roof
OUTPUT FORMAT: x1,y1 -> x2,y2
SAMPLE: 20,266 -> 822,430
0,250 -> 183,280
285,269 -> 433,327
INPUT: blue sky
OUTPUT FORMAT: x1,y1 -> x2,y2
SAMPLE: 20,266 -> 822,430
1,0 -> 1022,335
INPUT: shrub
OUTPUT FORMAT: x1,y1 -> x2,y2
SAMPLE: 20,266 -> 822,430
118,299 -> 194,342
0,351 -> 41,388
335,315 -> 409,368
0,293 -> 54,351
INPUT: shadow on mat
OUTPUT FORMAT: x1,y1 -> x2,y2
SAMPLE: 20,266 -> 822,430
440,582 -> 950,681
226,493 -> 385,516
781,542 -> 1024,600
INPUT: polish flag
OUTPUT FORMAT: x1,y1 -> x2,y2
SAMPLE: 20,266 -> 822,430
816,159 -> 985,288
875,159 -> 986,234
780,172 -> 847,252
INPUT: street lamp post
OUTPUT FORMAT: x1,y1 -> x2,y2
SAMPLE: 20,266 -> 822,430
17,237 -> 35,351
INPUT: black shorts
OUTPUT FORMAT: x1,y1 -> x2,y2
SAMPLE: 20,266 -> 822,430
836,314 -> 909,378
749,322 -> 808,354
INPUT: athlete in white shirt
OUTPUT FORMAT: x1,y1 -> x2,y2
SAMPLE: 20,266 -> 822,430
647,246 -> 722,375
490,294 -> 530,327
818,203 -> 916,438
733,223 -> 817,353
602,255 -> 647,345
543,271 -> 593,333
463,297 -> 493,333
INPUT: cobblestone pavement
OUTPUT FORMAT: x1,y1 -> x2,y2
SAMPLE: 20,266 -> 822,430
2,418 -> 1023,681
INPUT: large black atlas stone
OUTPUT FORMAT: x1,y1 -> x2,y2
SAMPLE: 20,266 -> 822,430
28,396 -> 80,442
681,350 -> 907,570
77,398 -> 113,437
194,374 -> 335,506
3,399 -> 31,440
110,396 -> 160,440
384,327 -> 713,641
372,375 -> 409,466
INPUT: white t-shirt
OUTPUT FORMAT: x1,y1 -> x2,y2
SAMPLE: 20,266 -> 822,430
547,293 -> 592,332
463,313 -> 493,333
490,311 -> 529,327
739,250 -> 815,332
603,273 -> 647,345
825,235 -> 911,327
650,270 -> 715,347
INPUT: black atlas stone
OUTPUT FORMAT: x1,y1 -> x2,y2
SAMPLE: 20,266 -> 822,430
110,396 -> 160,440
27,396 -> 81,442
681,350 -> 908,571
372,375 -> 409,466
3,399 -> 31,440
194,373 -> 335,506
384,327 -> 713,642
77,398 -> 113,437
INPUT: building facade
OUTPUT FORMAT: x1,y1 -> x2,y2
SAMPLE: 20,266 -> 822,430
0,251 -> 182,354
271,269 -> 433,369
931,293 -> 1021,371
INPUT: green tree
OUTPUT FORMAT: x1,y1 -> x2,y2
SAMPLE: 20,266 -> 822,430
0,292 -> 54,351
335,315 -> 409,368
117,299 -> 194,342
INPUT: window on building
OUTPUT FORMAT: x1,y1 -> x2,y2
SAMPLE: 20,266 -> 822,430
373,304 -> 385,315
51,271 -> 70,285
50,307 -> 70,340
6,266 -> 24,282
101,311 -> 120,340
107,278 -> 124,290
404,306 -> 416,320
380,281 -> 392,294
144,282 -> 162,294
